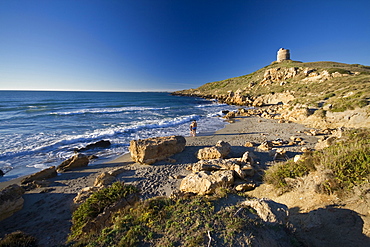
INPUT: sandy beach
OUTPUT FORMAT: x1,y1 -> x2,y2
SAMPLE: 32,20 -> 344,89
0,115 -> 319,246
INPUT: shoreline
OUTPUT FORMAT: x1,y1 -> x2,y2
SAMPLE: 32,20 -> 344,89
0,115 -> 320,246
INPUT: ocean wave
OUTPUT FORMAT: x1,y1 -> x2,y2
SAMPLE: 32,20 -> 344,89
50,106 -> 169,116
0,114 -> 201,161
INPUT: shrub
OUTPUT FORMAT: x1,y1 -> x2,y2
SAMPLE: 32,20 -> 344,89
69,182 -> 139,240
264,129 -> 370,193
68,193 -> 276,247
0,231 -> 37,247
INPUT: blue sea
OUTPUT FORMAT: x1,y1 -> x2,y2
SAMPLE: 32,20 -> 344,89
0,91 -> 237,182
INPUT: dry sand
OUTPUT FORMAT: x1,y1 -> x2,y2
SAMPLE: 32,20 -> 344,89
0,115 -> 319,246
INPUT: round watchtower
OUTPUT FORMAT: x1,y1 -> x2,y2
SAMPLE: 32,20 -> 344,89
277,48 -> 290,62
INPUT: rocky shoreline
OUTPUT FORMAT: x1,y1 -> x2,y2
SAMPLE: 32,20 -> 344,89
1,105 -> 369,246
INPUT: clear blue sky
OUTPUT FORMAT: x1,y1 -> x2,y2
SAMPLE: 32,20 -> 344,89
0,0 -> 369,92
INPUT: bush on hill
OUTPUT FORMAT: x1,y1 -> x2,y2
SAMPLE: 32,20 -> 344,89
264,128 -> 370,194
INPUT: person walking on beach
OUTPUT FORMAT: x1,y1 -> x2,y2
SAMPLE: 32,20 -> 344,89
190,120 -> 197,137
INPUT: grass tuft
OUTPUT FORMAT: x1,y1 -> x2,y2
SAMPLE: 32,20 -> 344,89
264,129 -> 370,193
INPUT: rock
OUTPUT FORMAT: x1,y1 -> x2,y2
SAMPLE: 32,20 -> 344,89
56,153 -> 89,172
197,140 -> 231,160
244,141 -> 255,147
94,172 -> 116,187
21,166 -> 57,184
252,97 -> 264,107
294,155 -> 303,163
0,169 -> 4,177
241,198 -> 288,225
73,186 -> 100,205
315,136 -> 337,150
0,184 -> 25,221
191,160 -> 222,173
241,151 -> 254,165
180,170 -> 234,195
257,141 -> 273,151
235,183 -> 256,192
129,135 -> 186,165
269,148 -> 288,161
77,140 -> 111,152
224,111 -> 236,119
108,167 -> 127,177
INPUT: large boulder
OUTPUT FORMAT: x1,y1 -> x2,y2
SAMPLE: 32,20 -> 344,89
241,198 -> 289,225
0,184 -> 25,221
129,135 -> 186,165
179,170 -> 234,195
21,166 -> 57,184
197,140 -> 231,160
56,153 -> 89,172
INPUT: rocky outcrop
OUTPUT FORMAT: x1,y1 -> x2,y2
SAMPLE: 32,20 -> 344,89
260,67 -> 300,86
196,140 -> 231,160
0,184 -> 25,221
56,153 -> 89,172
21,166 -> 57,185
129,135 -> 186,165
181,150 -> 257,195
241,198 -> 289,225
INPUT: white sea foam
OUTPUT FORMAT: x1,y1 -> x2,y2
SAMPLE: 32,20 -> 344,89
0,91 -> 238,182
50,106 -> 168,116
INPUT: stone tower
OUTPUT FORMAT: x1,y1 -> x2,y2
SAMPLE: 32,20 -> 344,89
277,48 -> 290,62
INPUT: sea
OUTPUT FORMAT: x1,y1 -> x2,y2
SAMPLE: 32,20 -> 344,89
0,91 -> 238,182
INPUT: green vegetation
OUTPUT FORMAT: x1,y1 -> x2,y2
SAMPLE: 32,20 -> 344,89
67,185 -> 296,247
264,129 -> 370,193
69,182 -> 139,240
0,231 -> 38,247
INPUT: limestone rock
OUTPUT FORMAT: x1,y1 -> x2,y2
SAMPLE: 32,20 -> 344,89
241,198 -> 288,225
235,183 -> 256,192
57,154 -> 89,172
94,172 -> 116,187
257,141 -> 273,151
129,135 -> 186,165
21,166 -> 57,184
197,140 -> 231,160
241,151 -> 254,165
179,170 -> 234,195
0,184 -> 25,221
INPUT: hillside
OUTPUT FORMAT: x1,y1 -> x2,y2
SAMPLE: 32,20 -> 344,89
174,60 -> 370,115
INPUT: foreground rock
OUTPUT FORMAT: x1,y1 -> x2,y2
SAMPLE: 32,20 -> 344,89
21,166 -> 57,185
0,184 -> 25,221
56,153 -> 89,172
129,135 -> 186,165
196,140 -> 231,160
181,150 -> 257,195
179,170 -> 234,195
241,198 -> 289,225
